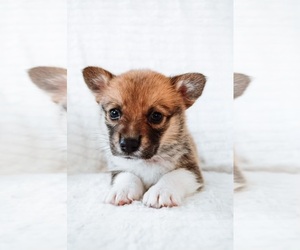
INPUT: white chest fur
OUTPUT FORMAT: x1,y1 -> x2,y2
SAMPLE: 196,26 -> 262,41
108,155 -> 176,189
100,111 -> 178,189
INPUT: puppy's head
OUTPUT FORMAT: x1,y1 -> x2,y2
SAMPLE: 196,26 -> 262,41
28,67 -> 67,111
83,67 -> 206,160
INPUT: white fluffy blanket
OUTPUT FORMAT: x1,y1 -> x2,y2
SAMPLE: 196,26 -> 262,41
0,172 -> 232,250
68,172 -> 232,250
0,174 -> 67,250
2,172 -> 299,250
234,172 -> 300,250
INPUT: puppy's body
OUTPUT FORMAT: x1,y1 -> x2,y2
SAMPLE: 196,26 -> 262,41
83,68 -> 206,208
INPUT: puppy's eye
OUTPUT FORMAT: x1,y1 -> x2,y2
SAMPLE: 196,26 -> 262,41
109,108 -> 121,120
148,112 -> 163,124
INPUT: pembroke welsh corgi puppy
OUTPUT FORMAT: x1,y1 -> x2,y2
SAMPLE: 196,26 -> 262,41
83,67 -> 206,208
234,73 -> 251,190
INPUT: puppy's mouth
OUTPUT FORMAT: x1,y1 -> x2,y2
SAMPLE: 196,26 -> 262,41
123,156 -> 135,160
120,154 -> 153,160
110,143 -> 159,160
112,149 -> 157,161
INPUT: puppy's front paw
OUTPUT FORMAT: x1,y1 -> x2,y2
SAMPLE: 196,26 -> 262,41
104,172 -> 144,206
105,186 -> 143,206
143,185 -> 182,208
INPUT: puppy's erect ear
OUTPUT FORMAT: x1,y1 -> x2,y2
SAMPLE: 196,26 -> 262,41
170,73 -> 206,108
234,73 -> 251,99
28,67 -> 67,104
82,67 -> 115,94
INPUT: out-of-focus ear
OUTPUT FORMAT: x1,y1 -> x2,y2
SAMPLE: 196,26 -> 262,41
82,67 -> 115,95
28,66 -> 67,104
234,73 -> 251,99
170,73 -> 206,109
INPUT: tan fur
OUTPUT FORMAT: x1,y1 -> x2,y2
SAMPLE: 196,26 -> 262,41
103,70 -> 184,110
106,71 -> 184,149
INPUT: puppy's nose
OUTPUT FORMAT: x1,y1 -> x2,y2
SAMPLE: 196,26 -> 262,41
119,137 -> 141,154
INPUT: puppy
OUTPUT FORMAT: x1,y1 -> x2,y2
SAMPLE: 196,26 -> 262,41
83,67 -> 206,208
234,73 -> 251,190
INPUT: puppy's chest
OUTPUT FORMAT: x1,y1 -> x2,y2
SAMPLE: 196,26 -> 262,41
109,156 -> 175,189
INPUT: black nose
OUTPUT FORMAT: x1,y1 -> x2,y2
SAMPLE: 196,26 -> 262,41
119,137 -> 141,154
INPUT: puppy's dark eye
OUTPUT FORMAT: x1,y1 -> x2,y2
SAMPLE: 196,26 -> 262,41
109,108 -> 121,120
148,112 -> 163,124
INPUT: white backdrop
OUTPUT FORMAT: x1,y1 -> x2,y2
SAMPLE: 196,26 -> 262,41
1,0 -> 298,174
68,0 -> 233,173
235,0 -> 300,172
0,0 -> 67,173
0,2 -> 67,250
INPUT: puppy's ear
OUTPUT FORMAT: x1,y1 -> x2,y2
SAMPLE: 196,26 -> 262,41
170,73 -> 206,108
82,67 -> 115,94
234,73 -> 251,99
28,67 -> 67,104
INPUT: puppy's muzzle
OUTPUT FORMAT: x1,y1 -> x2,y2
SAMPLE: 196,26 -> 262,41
119,136 -> 141,154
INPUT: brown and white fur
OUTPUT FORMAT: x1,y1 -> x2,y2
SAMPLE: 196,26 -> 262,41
234,73 -> 251,190
83,67 -> 206,208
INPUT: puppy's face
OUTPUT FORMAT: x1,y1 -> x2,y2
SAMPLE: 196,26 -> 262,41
83,67 -> 206,160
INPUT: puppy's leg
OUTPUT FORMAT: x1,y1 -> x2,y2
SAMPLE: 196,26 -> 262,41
143,169 -> 202,208
105,172 -> 144,206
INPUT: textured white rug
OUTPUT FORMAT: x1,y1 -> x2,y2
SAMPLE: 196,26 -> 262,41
2,172 -> 299,250
0,174 -> 67,250
68,171 -> 233,250
1,172 -> 232,250
234,171 -> 300,250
